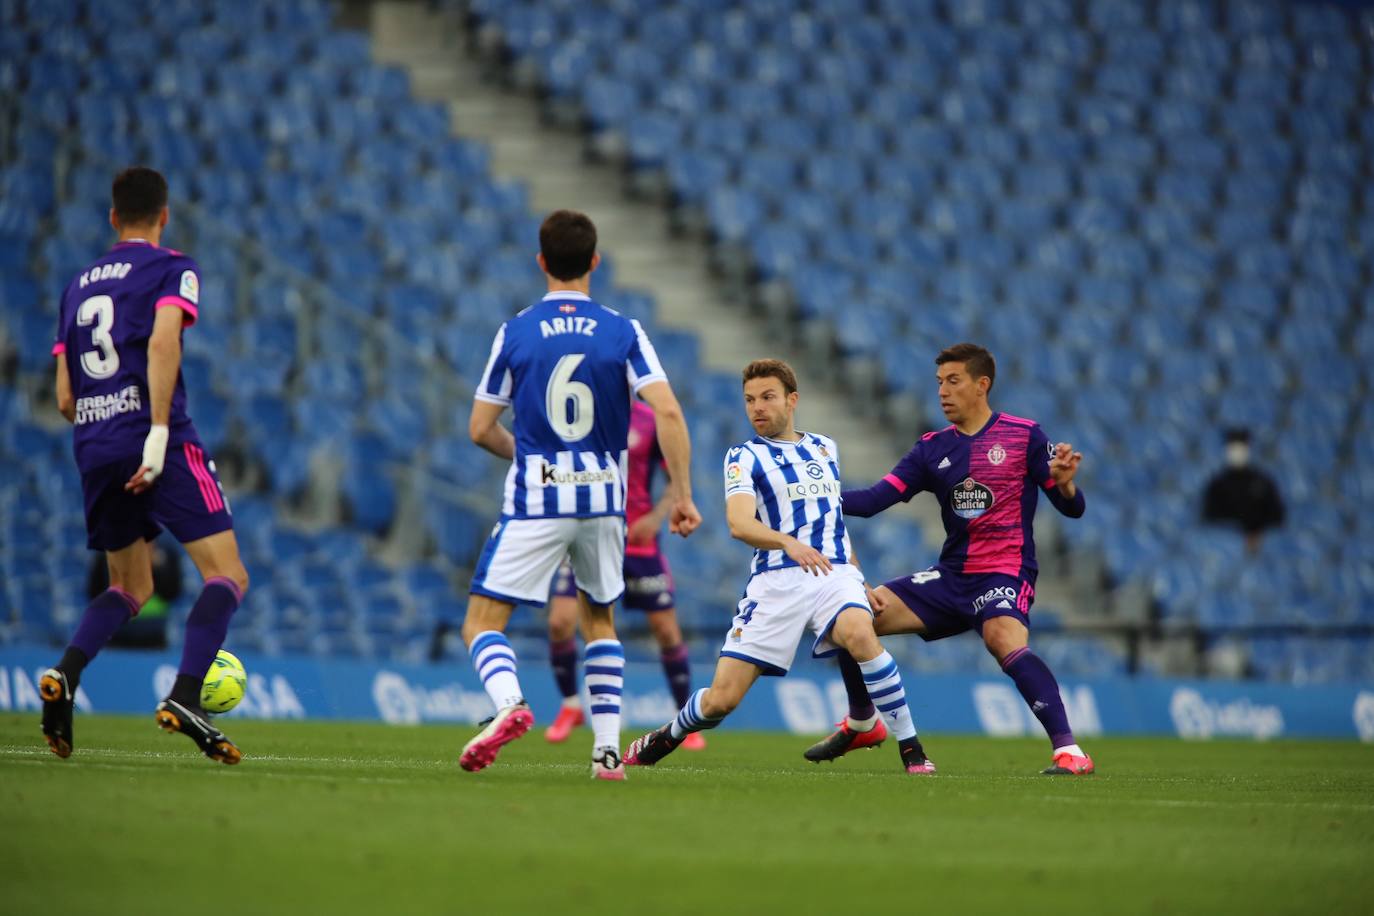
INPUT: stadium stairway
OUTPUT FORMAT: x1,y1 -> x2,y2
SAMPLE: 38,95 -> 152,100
365,0 -> 905,483
358,0 -> 1093,619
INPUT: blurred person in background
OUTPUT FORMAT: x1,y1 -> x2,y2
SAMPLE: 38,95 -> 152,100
1202,428 -> 1285,554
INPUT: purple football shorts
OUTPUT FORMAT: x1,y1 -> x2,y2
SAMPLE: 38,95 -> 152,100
622,551 -> 674,612
881,565 -> 1034,640
80,439 -> 232,551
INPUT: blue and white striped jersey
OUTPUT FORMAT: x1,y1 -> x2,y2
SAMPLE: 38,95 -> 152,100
723,431 -> 853,575
476,291 -> 667,519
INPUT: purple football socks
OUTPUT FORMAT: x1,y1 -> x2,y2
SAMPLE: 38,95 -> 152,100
837,651 -> 877,721
660,643 -> 692,708
1002,646 -> 1075,748
62,588 -> 142,687
550,637 -> 579,699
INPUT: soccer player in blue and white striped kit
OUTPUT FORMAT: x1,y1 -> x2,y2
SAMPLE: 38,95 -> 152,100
625,360 -> 934,774
458,210 -> 701,780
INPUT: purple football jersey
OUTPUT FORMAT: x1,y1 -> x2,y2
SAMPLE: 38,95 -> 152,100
53,240 -> 201,472
877,413 -> 1063,579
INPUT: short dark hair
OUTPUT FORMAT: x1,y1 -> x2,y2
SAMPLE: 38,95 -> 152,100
539,209 -> 597,281
935,342 -> 996,391
742,358 -> 798,395
112,166 -> 168,226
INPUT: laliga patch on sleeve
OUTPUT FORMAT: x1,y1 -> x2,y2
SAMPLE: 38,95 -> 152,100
726,462 -> 743,482
179,270 -> 200,304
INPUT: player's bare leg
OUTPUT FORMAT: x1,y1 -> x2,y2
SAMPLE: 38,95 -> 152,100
814,607 -> 934,773
626,657 -> 759,766
156,530 -> 248,763
42,539 -> 153,758
982,616 -> 1093,775
544,593 -> 583,742
647,608 -> 703,749
577,593 -> 627,780
807,589 -> 930,766
868,586 -> 929,637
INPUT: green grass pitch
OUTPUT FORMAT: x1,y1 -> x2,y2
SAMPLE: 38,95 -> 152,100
3,714 -> 1372,915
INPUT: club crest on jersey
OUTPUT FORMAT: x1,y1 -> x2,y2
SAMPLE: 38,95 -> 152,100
951,477 -> 995,519
987,444 -> 1006,465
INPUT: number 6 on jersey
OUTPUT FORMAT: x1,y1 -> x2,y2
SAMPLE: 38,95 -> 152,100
546,353 -> 594,442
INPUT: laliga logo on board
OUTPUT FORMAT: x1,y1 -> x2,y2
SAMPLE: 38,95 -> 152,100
1169,688 -> 1283,740
371,670 -> 492,725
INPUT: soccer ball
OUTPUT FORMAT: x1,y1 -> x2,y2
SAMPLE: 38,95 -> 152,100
201,649 -> 247,714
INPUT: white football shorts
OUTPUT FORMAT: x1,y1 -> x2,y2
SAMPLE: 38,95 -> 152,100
470,515 -> 626,606
719,563 -> 872,675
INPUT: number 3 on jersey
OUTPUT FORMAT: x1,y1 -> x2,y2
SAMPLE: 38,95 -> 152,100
546,353 -> 594,442
77,294 -> 119,379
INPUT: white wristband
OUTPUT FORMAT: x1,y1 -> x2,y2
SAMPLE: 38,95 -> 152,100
141,424 -> 170,484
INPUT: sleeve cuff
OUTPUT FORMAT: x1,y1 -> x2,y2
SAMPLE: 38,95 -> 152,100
473,393 -> 512,407
155,295 -> 198,327
630,373 -> 668,394
51,342 -> 66,356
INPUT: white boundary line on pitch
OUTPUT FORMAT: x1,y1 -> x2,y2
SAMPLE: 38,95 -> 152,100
6,746 -> 1373,811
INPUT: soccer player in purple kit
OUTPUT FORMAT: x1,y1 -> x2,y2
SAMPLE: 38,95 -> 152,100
808,343 -> 1095,775
39,167 -> 250,764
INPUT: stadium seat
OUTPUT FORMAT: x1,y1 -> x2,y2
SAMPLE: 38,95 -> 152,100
2,0 -> 1370,678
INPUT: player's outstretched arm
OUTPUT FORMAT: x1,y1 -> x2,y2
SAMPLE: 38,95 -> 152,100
725,494 -> 831,576
840,472 -> 915,518
638,380 -> 700,536
54,352 -> 75,423
126,306 -> 184,493
468,399 -> 515,460
840,446 -> 926,518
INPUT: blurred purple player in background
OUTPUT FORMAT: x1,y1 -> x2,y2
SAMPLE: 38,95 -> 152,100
543,400 -> 704,750
40,166 -> 250,765
811,343 -> 1095,776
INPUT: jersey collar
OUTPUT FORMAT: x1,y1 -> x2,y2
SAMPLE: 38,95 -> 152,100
542,291 -> 591,301
954,412 -> 1000,439
757,431 -> 808,447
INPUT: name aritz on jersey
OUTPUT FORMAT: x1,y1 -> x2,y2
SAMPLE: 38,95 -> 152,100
537,461 -> 617,487
539,316 -> 598,338
75,385 -> 141,425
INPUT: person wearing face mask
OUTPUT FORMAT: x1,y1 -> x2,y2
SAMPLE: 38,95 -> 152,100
1202,428 -> 1285,553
